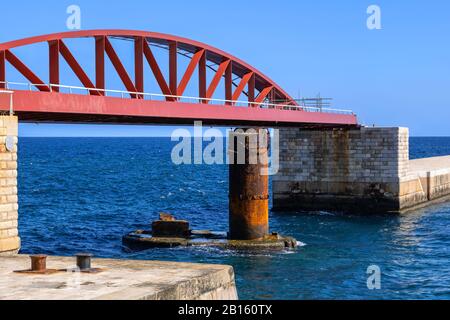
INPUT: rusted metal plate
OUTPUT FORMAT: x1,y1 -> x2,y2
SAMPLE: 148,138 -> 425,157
14,269 -> 61,275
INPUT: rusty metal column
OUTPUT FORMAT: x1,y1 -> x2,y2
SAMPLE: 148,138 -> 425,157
229,128 -> 269,240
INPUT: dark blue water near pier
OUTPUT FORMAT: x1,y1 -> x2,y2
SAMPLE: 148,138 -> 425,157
18,137 -> 450,299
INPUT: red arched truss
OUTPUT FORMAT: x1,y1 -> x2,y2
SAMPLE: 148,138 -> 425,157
0,30 -> 358,127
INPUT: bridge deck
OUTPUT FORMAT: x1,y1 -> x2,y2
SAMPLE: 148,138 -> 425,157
1,91 -> 358,127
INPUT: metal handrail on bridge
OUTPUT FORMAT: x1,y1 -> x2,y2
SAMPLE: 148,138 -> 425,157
0,81 -> 355,115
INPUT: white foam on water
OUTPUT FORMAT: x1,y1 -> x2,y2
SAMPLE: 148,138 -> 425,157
297,241 -> 307,247
316,211 -> 336,216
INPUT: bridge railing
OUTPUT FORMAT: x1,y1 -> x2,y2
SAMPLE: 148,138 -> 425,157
0,81 -> 354,115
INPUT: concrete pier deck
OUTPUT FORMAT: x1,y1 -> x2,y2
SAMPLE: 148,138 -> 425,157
410,155 -> 450,174
401,155 -> 450,211
0,255 -> 238,300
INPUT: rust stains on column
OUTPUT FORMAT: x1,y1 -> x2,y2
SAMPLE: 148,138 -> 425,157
229,128 -> 269,240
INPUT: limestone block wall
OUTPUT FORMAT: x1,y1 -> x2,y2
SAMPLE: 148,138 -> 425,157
273,127 -> 423,213
0,116 -> 19,255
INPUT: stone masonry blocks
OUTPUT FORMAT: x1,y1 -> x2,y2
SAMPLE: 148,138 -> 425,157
0,116 -> 19,255
273,127 -> 413,213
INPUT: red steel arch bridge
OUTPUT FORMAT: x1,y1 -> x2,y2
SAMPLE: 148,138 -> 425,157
0,30 -> 357,127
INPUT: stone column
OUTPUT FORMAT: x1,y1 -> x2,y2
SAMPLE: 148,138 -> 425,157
0,115 -> 19,255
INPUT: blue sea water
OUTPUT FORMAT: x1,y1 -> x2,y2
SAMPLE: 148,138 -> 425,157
17,136 -> 450,300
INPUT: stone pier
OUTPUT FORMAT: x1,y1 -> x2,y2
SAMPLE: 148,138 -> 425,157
0,115 -> 19,255
273,127 -> 450,214
0,255 -> 238,300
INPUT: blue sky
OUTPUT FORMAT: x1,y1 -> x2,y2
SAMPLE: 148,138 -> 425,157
1,0 -> 449,136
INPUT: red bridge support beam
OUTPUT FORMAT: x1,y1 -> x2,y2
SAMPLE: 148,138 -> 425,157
255,86 -> 274,104
104,37 -> 137,98
205,59 -> 231,103
4,50 -> 49,92
144,41 -> 175,101
169,41 -> 177,99
142,40 -> 174,101
225,61 -> 233,105
0,51 -> 5,89
134,37 -> 144,98
177,49 -> 205,97
248,73 -> 255,106
95,36 -> 105,95
233,72 -> 253,102
48,40 -> 60,92
199,50 -> 207,103
59,40 -> 99,96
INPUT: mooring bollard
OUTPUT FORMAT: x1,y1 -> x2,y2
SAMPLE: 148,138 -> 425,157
228,128 -> 269,240
30,254 -> 47,272
76,253 -> 93,271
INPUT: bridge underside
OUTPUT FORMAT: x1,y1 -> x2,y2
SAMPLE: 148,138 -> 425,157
5,91 -> 358,128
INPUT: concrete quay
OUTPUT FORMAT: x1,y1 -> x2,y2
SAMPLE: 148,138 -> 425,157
0,255 -> 238,300
405,155 -> 450,209
274,127 -> 450,214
